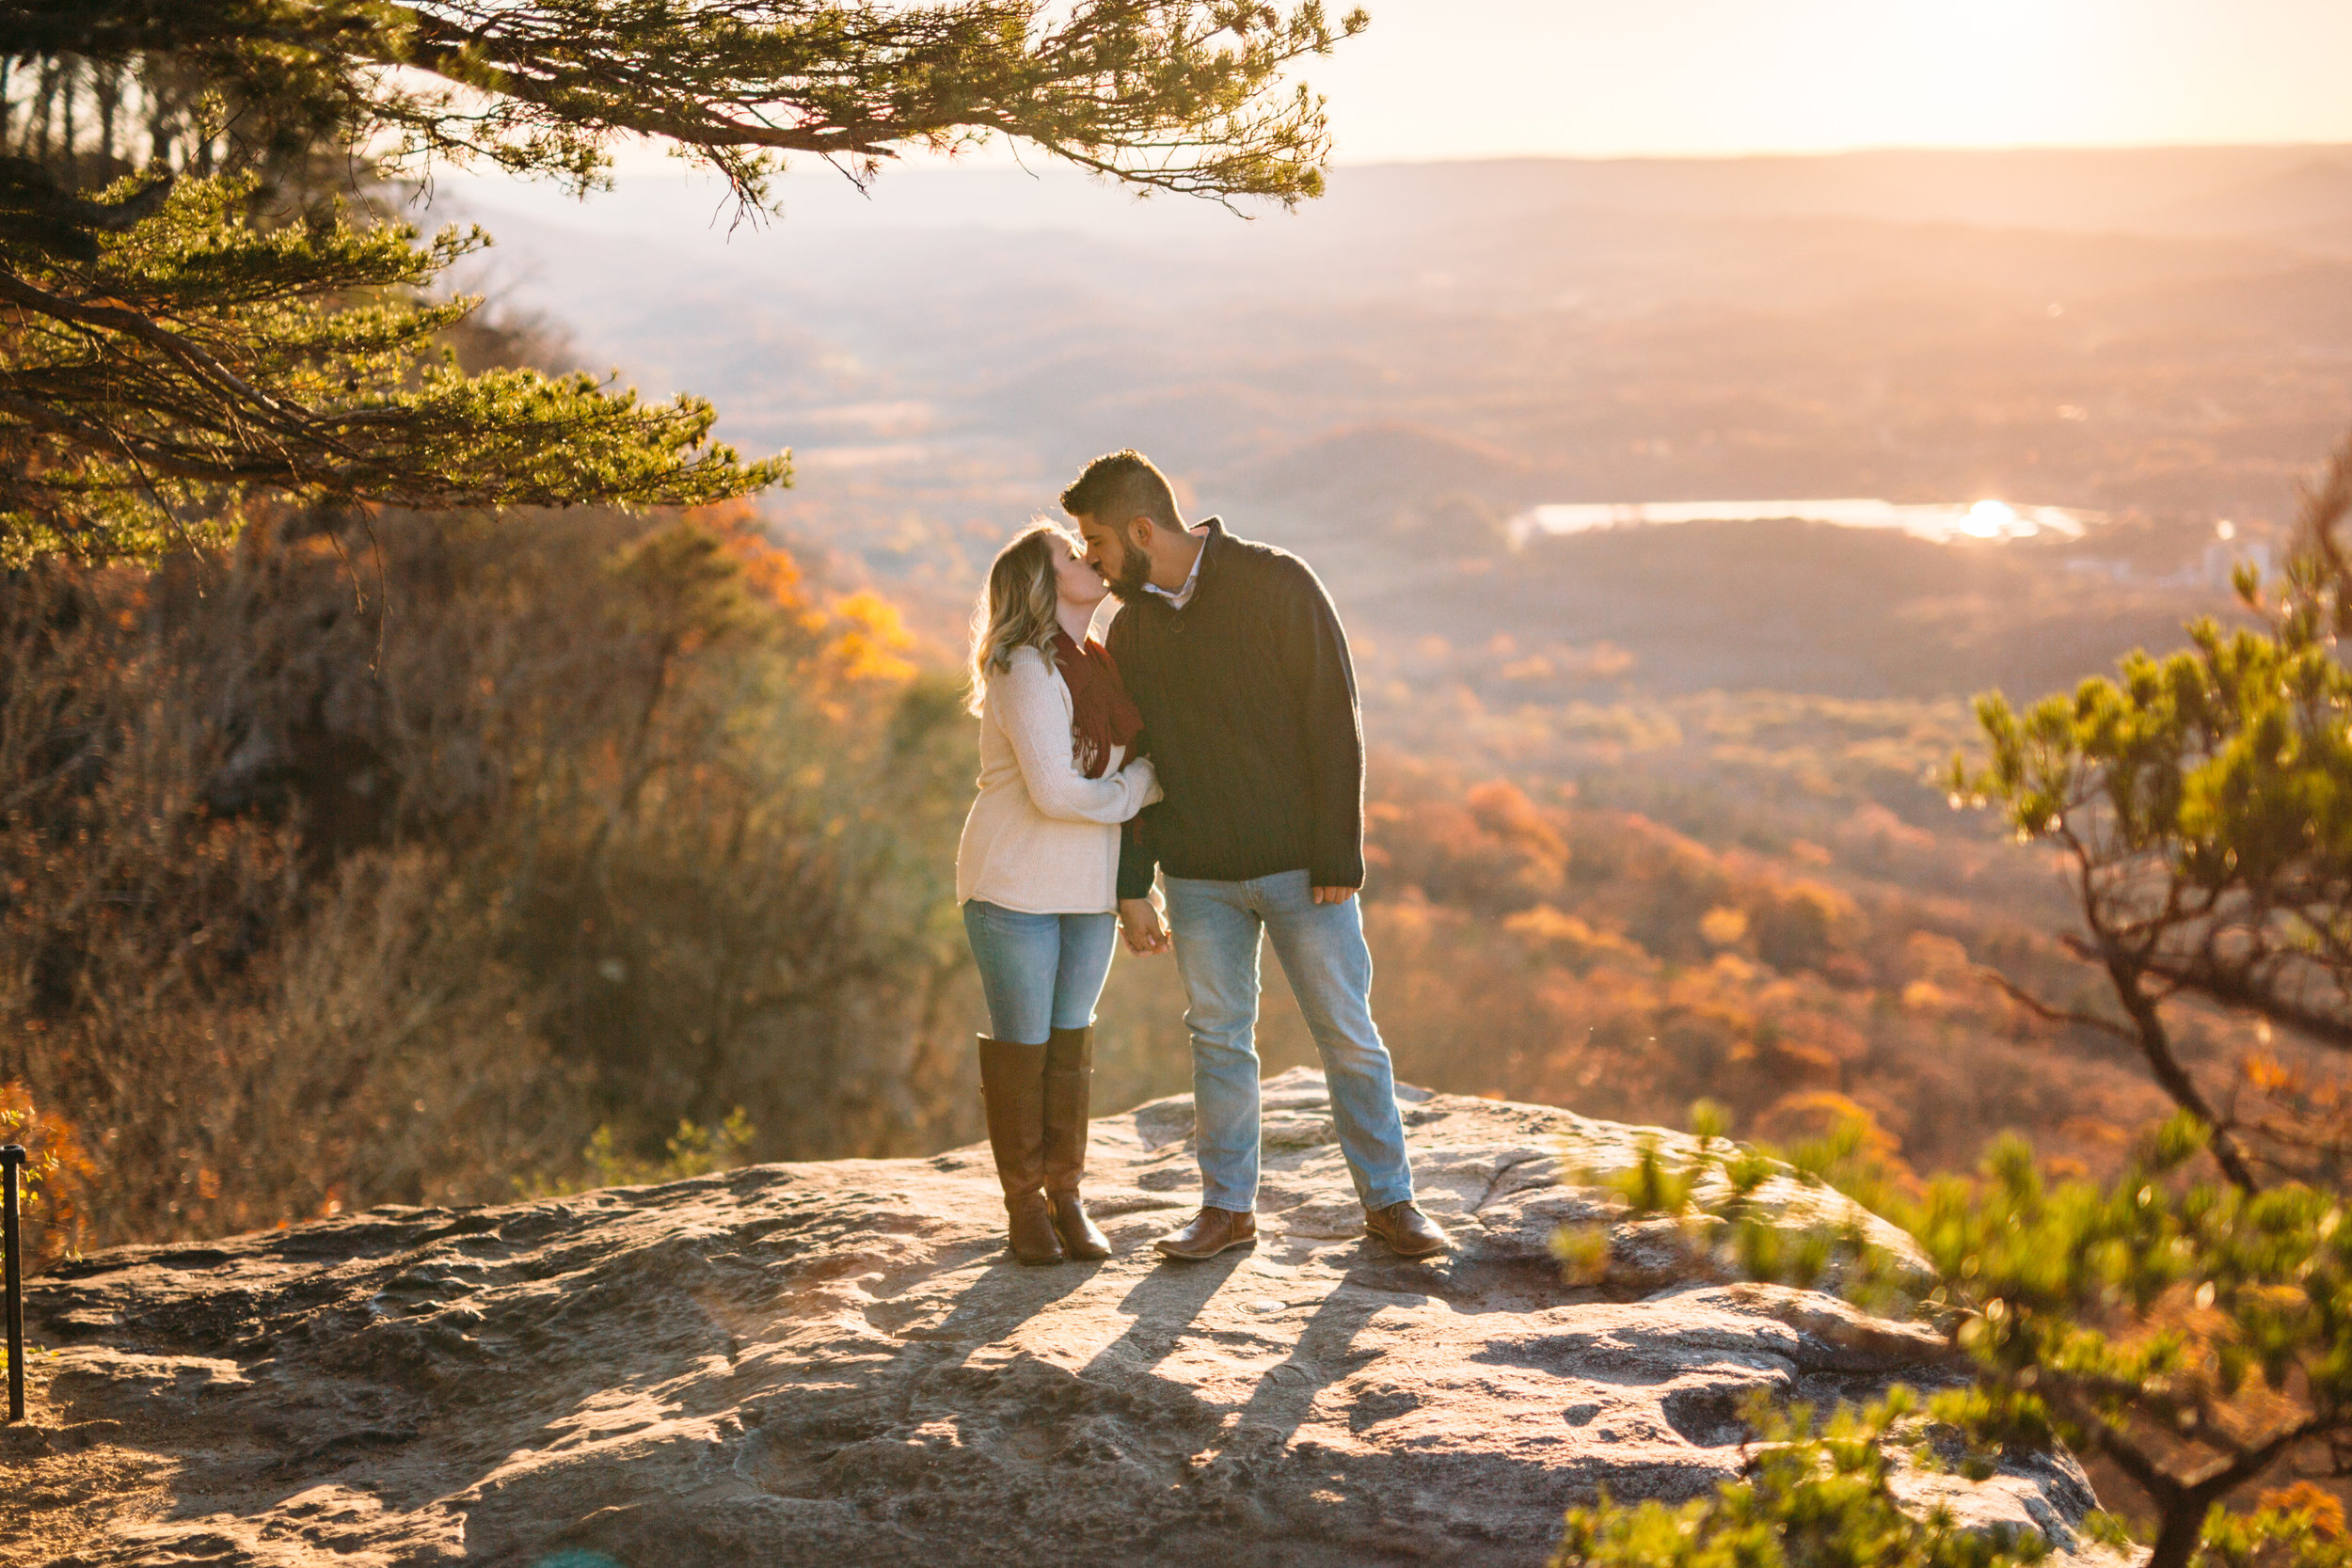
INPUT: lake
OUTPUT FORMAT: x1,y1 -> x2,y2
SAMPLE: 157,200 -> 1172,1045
1509,499 -> 2102,547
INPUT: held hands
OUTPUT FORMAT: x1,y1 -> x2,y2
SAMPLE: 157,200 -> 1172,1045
1118,894 -> 1170,955
1119,885 -> 1352,953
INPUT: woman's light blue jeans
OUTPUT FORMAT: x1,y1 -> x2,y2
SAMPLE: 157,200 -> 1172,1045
962,900 -> 1119,1047
1161,869 -> 1415,1213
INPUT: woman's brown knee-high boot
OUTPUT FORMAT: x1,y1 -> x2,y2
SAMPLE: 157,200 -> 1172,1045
977,1037 -> 1063,1265
1042,1025 -> 1111,1260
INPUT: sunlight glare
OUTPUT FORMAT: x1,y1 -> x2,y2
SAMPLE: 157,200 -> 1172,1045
1963,500 -> 2019,538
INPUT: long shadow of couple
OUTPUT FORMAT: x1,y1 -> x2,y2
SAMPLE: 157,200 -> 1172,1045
936,1231 -> 1423,1477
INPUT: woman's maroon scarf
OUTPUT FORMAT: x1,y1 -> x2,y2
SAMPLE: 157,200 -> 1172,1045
1055,631 -> 1144,778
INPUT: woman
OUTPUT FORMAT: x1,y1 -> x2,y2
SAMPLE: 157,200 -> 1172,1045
956,523 -> 1160,1264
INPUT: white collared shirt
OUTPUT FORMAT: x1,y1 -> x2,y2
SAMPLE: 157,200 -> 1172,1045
1145,530 -> 1209,610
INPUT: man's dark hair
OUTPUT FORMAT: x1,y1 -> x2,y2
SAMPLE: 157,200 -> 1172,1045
1060,450 -> 1182,531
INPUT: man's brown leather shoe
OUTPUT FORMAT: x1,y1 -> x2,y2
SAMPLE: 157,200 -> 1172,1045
1364,1200 -> 1451,1258
1153,1206 -> 1256,1260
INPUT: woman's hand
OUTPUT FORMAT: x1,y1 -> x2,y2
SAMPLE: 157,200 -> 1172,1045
1124,755 -> 1163,807
1119,894 -> 1170,955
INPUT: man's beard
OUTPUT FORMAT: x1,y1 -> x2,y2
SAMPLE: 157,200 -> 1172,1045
1102,534 -> 1152,601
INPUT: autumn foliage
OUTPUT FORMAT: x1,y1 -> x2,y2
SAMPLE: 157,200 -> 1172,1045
1344,753 -> 2233,1184
0,499 -> 969,1252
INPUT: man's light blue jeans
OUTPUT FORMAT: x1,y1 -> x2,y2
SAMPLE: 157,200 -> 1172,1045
1161,869 -> 1415,1214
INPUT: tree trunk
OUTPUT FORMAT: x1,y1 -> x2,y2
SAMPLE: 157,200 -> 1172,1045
2146,1497 -> 2207,1568
2102,944 -> 2260,1191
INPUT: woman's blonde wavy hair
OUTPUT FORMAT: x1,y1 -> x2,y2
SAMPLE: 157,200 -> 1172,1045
966,522 -> 1072,714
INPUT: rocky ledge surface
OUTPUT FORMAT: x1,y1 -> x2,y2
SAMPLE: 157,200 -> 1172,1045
3,1069 -> 2107,1567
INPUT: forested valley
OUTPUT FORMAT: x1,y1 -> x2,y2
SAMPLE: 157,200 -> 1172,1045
4,13 -> 2350,1565
0,482 -> 2300,1252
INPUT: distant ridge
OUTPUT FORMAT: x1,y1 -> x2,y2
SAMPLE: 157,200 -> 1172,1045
1315,144 -> 2352,235
1216,424 -> 1533,525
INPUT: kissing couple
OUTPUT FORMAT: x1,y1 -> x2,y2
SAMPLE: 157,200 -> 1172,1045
952,449 -> 1451,1266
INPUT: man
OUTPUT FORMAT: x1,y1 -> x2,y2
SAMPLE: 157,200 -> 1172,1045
1062,450 -> 1450,1261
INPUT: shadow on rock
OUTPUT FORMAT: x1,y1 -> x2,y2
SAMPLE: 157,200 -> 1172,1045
13,1069 -> 2111,1568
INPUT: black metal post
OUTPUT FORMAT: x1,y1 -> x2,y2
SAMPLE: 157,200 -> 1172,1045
2,1144 -> 24,1423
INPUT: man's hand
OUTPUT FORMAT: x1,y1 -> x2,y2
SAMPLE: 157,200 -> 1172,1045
1311,886 -> 1358,905
1119,895 -> 1170,954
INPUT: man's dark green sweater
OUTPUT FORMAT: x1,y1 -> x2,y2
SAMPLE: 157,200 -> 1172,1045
1109,517 -> 1364,900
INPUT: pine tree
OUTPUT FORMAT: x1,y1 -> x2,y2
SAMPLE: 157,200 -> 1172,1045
1560,1110 -> 2351,1568
1962,436 -> 2352,1192
1561,453 -> 2352,1568
0,2 -> 1366,561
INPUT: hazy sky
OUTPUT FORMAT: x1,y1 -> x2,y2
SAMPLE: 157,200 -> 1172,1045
438,1 -> 2352,245
1313,0 -> 2352,159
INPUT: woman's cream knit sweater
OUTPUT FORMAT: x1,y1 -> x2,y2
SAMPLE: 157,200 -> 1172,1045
954,643 -> 1161,914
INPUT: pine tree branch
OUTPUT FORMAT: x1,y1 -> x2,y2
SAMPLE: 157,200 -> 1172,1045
1974,964 -> 2140,1042
2138,954 -> 2352,1053
0,0 -> 1360,558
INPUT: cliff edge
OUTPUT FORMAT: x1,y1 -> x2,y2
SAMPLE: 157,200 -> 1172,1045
4,1069 -> 2106,1566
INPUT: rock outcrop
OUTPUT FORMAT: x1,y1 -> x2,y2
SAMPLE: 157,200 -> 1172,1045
6,1070 -> 2106,1567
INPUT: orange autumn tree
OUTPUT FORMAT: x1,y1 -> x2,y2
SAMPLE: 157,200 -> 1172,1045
0,503 -> 976,1247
